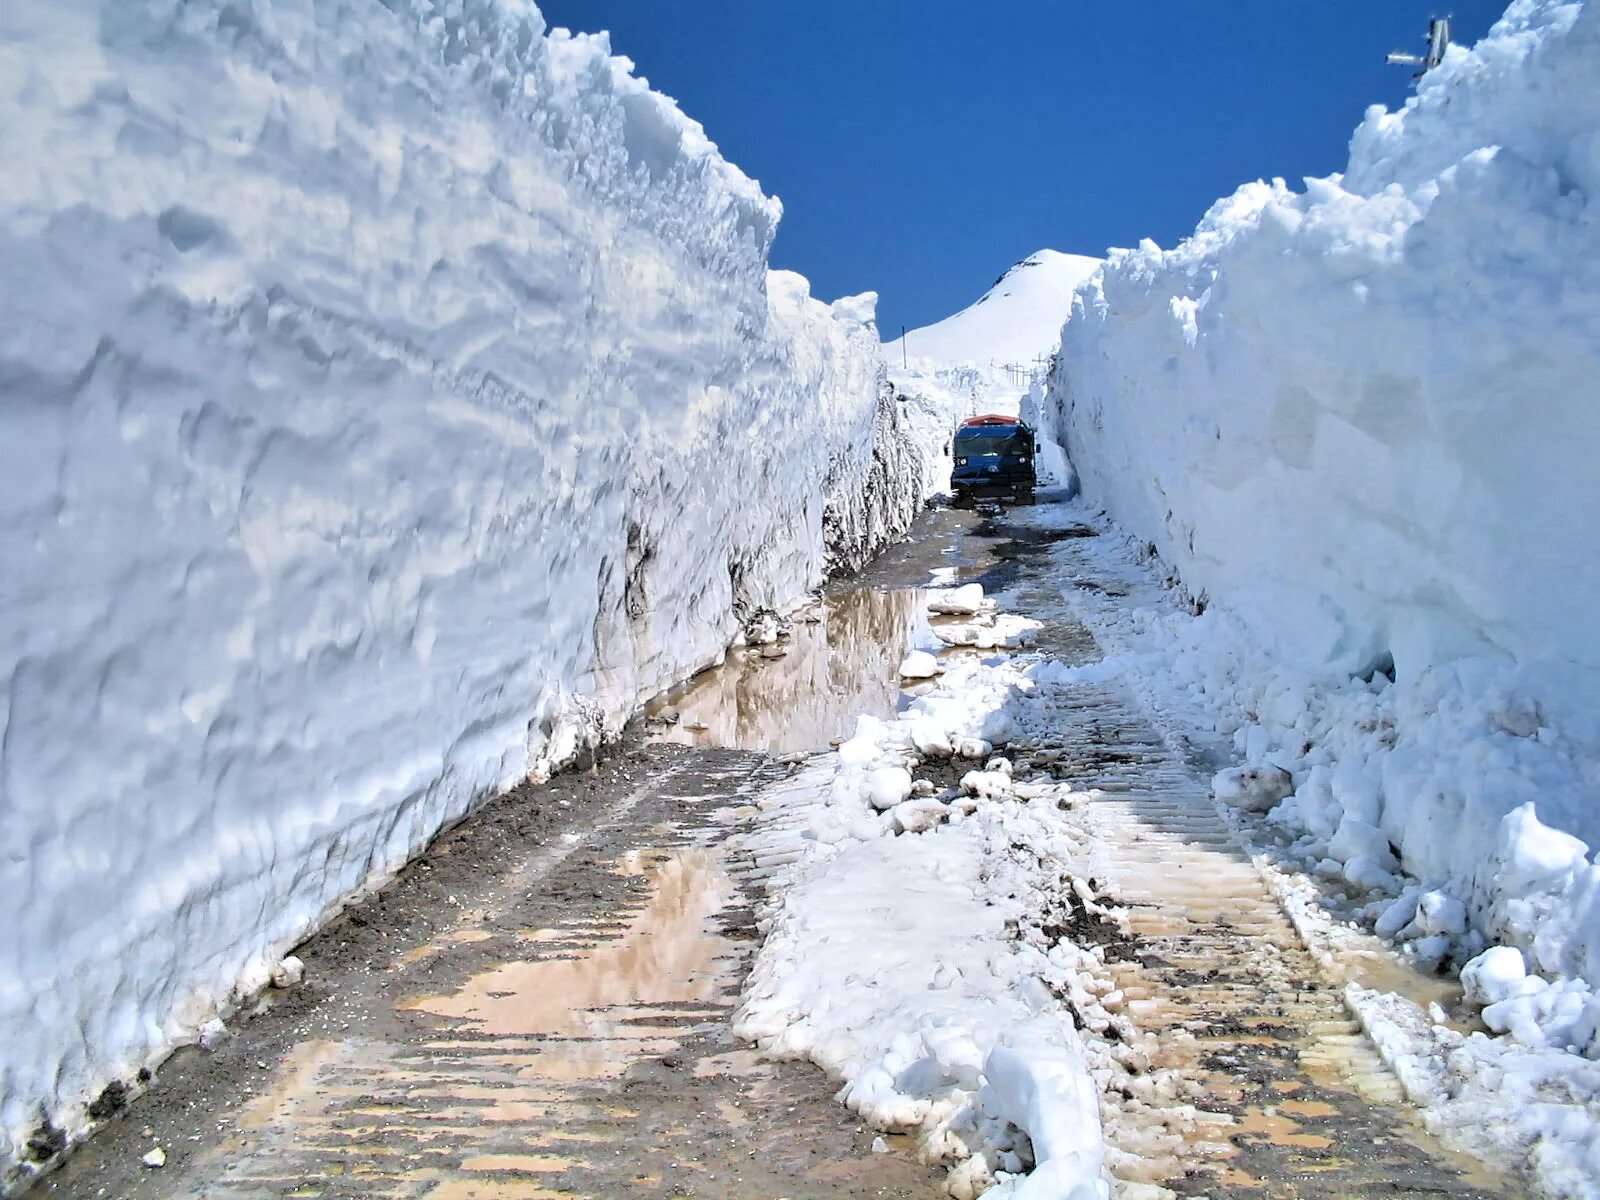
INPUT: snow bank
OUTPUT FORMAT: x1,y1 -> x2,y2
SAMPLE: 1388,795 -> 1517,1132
1034,501 -> 1600,1196
0,0 -> 924,1177
1042,2 -> 1600,1021
734,652 -> 1122,1198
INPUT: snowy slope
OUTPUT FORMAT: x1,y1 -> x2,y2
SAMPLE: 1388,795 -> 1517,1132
1041,0 -> 1600,1036
0,1 -> 923,1180
896,250 -> 1103,367
884,251 -> 1101,475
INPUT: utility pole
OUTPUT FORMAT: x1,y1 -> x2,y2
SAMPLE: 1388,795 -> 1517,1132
1388,16 -> 1452,78
901,326 -> 907,370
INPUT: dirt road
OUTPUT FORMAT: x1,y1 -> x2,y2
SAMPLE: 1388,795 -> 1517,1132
34,498 -> 1530,1199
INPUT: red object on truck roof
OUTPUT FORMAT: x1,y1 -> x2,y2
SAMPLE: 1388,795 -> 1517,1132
959,414 -> 1020,428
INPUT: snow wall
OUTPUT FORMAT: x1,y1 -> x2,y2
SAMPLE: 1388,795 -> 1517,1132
1043,0 -> 1600,991
0,1 -> 932,1177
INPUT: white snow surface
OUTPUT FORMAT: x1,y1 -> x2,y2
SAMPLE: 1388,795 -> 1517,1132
1042,0 -> 1600,1035
896,251 -> 1103,369
734,668 -> 1110,1200
1033,498 -> 1600,1196
0,0 -> 932,1174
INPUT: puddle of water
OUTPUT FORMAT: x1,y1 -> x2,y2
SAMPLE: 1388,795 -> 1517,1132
424,1182 -> 571,1200
222,1038 -> 351,1141
645,587 -> 930,752
458,1153 -> 587,1174
391,922 -> 498,969
401,848 -> 740,1080
1333,938 -> 1469,1020
1232,1108 -> 1335,1150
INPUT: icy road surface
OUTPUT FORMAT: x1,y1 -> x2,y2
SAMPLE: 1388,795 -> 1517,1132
35,498 -> 1534,1199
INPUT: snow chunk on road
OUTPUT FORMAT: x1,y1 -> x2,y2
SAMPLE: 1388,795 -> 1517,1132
865,766 -> 914,812
1211,764 -> 1293,813
1461,945 -> 1532,1009
734,655 -> 1109,1197
899,650 -> 943,679
982,1043 -> 1107,1200
928,584 -> 987,615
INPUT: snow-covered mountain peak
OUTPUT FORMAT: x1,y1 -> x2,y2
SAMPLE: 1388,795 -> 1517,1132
892,248 -> 1102,367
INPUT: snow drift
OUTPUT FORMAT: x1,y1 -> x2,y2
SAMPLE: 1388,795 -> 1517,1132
0,0 -> 926,1178
734,645 -> 1115,1200
1043,1 -> 1600,1014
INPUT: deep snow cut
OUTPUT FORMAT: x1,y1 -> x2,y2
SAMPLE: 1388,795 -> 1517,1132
0,0 -> 947,1177
1040,0 -> 1600,1032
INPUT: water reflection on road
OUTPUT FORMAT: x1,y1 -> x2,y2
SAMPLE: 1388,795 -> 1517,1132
645,587 -> 932,753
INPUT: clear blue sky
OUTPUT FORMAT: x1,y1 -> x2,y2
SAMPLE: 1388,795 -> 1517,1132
536,1 -> 1508,336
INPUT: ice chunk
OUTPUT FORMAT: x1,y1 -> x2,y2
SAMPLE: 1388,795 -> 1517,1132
899,650 -> 943,680
269,955 -> 305,989
865,766 -> 914,812
1461,945 -> 1530,1008
981,1042 -> 1108,1200
1211,764 -> 1293,812
928,584 -> 985,615
890,798 -> 949,834
1329,817 -> 1398,872
908,720 -> 954,759
1413,890 -> 1468,938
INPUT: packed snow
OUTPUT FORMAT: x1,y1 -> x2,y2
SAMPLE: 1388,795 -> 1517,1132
0,0 -> 953,1178
733,585 -> 1124,1199
1034,498 -> 1600,1198
1040,0 -> 1600,1078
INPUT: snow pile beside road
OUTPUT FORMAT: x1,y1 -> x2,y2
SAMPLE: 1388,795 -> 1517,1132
734,675 -> 1109,1199
0,1 -> 921,1178
1036,503 -> 1600,1195
1042,2 -> 1600,1032
734,584 -> 1196,1199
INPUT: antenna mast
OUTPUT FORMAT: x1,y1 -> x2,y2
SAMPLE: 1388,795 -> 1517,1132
1387,16 -> 1452,79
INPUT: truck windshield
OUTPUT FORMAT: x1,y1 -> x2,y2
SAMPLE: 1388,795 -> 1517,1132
956,431 -> 1028,456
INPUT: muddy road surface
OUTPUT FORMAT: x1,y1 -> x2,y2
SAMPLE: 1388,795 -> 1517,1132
35,496 -> 1528,1199
36,506 -> 992,1200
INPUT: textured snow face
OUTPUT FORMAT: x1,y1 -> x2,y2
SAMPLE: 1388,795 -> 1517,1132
0,1 -> 923,1174
1042,2 -> 1600,996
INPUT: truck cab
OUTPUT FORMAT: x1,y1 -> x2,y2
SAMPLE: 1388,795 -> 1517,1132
950,415 -> 1037,502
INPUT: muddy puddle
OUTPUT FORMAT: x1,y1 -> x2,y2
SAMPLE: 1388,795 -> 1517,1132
646,586 -> 933,752
401,847 -> 740,1080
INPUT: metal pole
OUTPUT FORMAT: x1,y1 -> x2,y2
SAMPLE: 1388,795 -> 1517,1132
901,326 -> 907,370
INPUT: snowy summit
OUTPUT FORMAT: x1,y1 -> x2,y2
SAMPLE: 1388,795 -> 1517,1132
893,250 -> 1102,367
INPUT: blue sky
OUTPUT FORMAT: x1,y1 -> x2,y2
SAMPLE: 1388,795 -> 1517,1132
536,2 -> 1509,336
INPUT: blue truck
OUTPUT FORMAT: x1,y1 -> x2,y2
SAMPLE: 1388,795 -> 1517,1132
949,414 -> 1037,503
